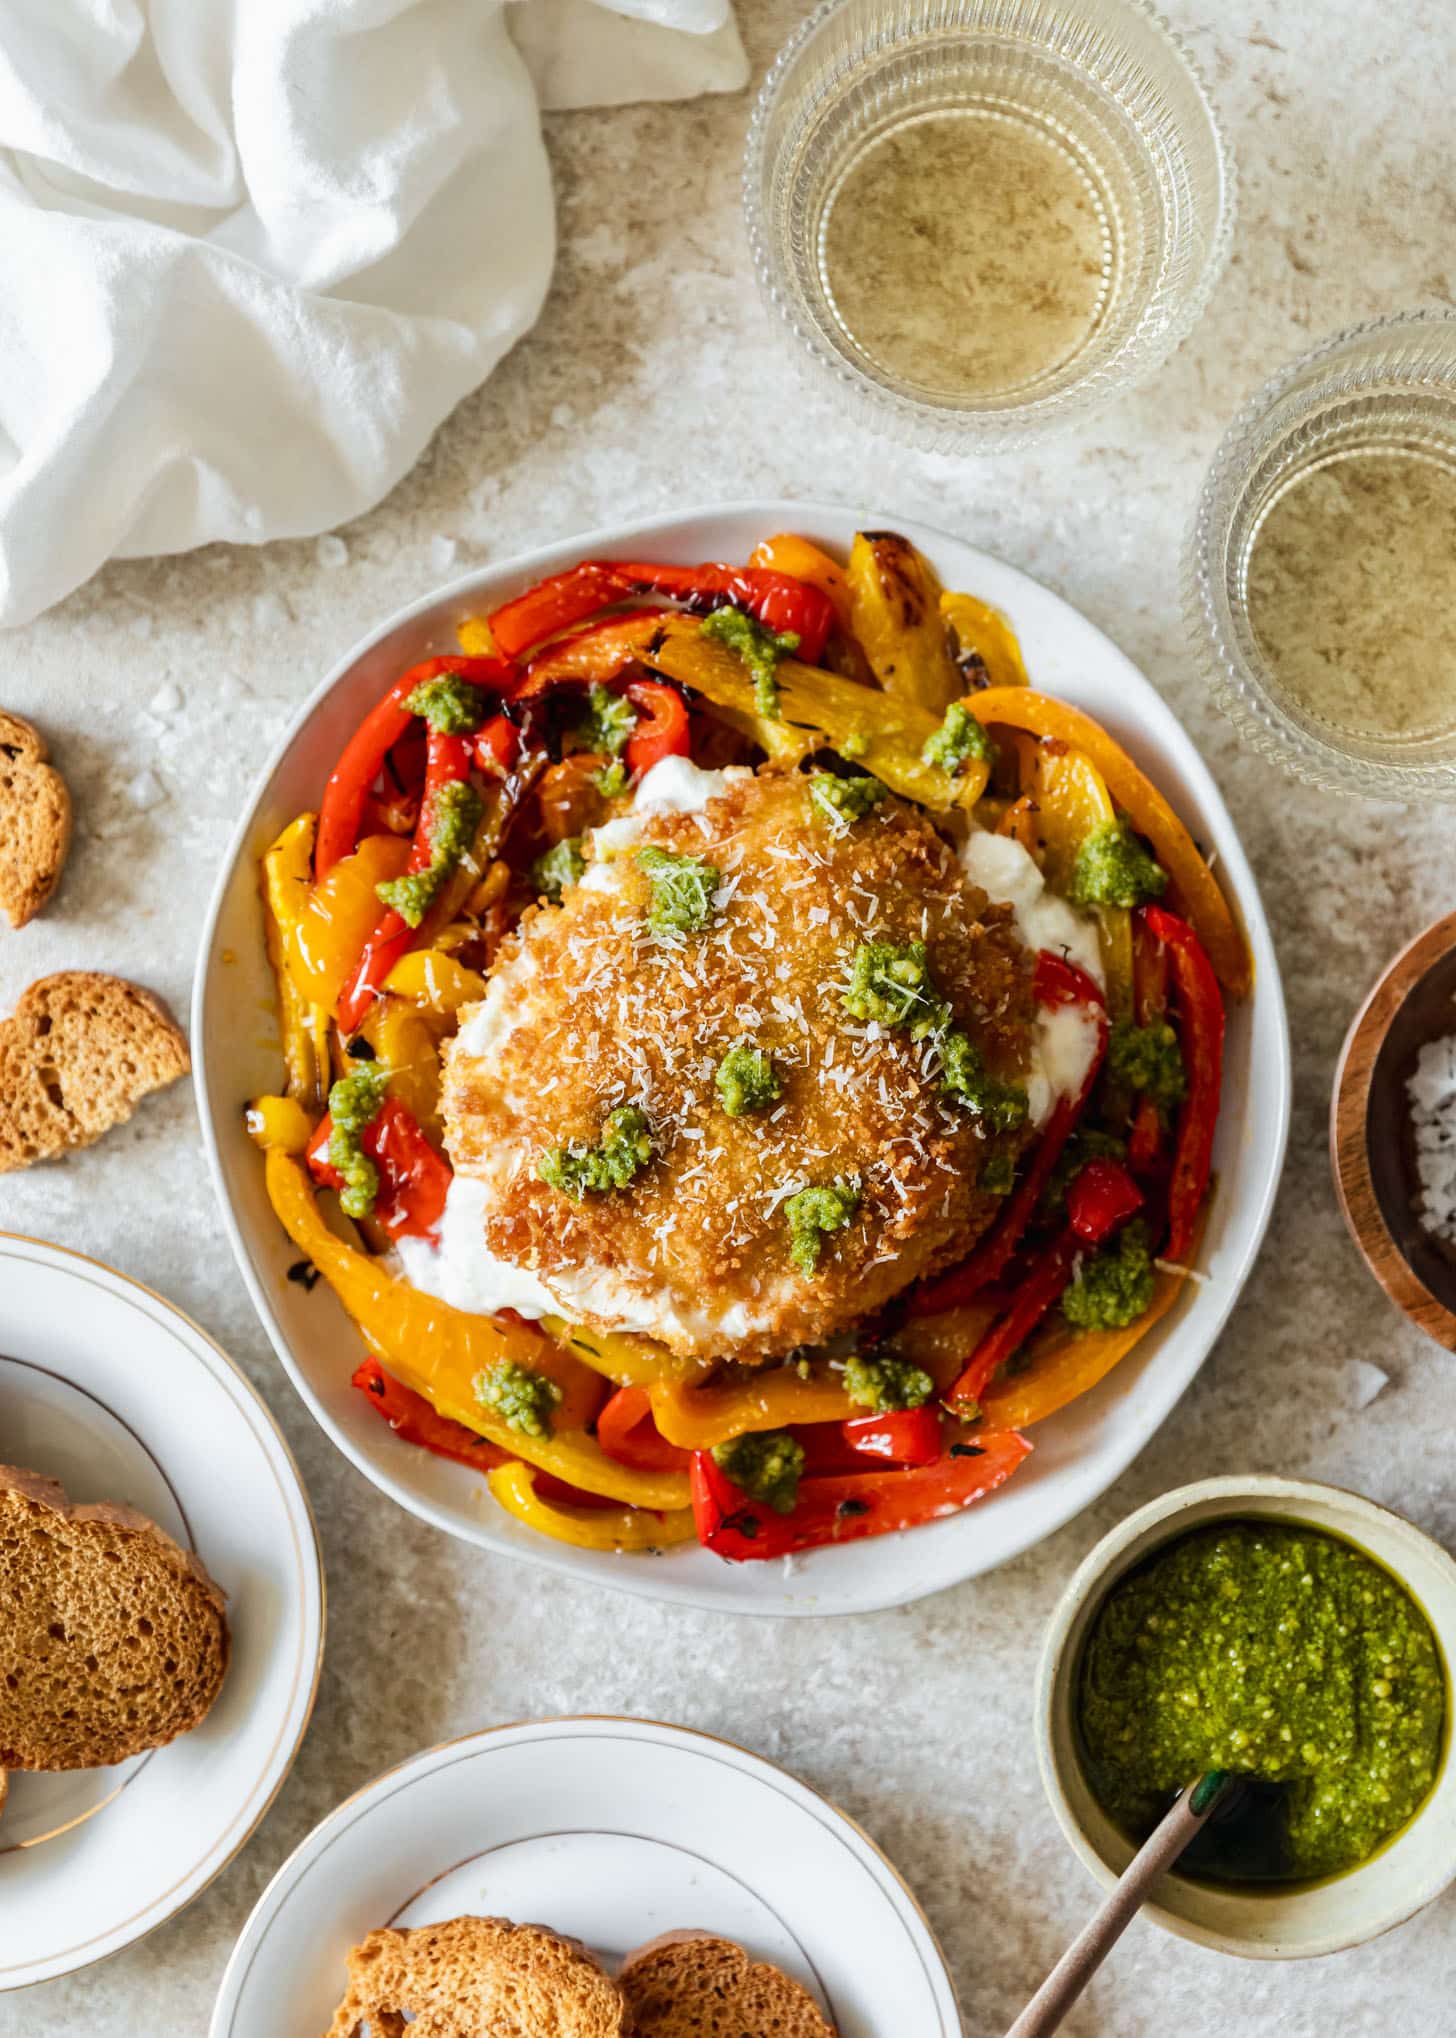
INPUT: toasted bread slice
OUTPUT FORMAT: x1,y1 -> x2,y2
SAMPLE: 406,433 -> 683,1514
324,1916 -> 630,2038
0,1465 -> 229,1771
620,1933 -> 836,2037
0,712 -> 72,928
0,971 -> 188,1173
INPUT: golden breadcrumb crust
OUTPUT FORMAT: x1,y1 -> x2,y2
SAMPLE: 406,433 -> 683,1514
443,770 -> 1033,1363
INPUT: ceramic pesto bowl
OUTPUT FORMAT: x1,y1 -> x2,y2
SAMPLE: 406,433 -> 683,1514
1036,1475 -> 1456,1958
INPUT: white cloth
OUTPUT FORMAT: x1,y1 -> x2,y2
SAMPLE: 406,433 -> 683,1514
0,0 -> 745,628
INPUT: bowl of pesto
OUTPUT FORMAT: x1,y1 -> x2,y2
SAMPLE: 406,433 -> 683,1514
1036,1476 -> 1456,1957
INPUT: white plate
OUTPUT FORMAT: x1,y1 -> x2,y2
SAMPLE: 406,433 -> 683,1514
210,1716 -> 959,2037
193,499 -> 1290,1616
0,1235 -> 324,1991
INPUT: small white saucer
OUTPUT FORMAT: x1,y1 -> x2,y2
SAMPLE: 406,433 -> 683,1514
211,1716 -> 960,2036
0,1233 -> 324,1990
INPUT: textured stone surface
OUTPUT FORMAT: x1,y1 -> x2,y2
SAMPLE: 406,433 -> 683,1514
3,2 -> 1455,2031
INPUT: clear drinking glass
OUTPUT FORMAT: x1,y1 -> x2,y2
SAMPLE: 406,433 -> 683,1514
744,0 -> 1233,454
1186,311 -> 1456,800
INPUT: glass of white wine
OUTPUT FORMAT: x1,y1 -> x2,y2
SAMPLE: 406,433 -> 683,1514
1187,311 -> 1456,799
744,0 -> 1233,453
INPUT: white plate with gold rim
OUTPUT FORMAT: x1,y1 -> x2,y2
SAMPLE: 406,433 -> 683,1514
194,499 -> 1290,1616
210,1715 -> 959,2036
0,1234 -> 324,1991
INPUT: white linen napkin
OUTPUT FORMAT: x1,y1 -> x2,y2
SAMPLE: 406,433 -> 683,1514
0,0 -> 746,629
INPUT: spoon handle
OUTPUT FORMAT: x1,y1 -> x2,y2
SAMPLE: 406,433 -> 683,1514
1005,1773 -> 1230,2038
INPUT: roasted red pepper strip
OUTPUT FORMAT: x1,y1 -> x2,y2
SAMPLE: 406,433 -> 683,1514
307,1092 -> 452,1240
596,1385 -> 693,1474
946,1233 -> 1085,1411
604,561 -> 836,666
492,560 -> 837,668
474,713 -> 519,777
947,1160 -> 1142,1409
352,1357 -> 511,1470
316,654 -> 513,879
1065,1158 -> 1143,1243
690,1430 -> 1031,1561
518,611 -> 674,693
797,1406 -> 944,1473
489,564 -> 635,661
909,951 -> 1108,1317
335,727 -> 473,1034
1141,905 -> 1225,1261
624,679 -> 690,777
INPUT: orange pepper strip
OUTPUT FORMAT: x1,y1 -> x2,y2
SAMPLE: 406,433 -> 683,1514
487,1461 -> 695,1552
980,1210 -> 1207,1429
263,1150 -> 688,1509
650,1366 -> 855,1451
965,690 -> 1252,998
749,534 -> 855,631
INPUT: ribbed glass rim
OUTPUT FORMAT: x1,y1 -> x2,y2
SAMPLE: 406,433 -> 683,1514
742,0 -> 1237,455
1184,308 -> 1456,801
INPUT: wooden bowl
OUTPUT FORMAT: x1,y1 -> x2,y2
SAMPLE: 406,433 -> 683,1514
1332,909 -> 1456,1346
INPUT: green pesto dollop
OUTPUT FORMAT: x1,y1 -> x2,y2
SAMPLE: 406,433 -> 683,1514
1078,1521 -> 1446,1883
474,1357 -> 562,1439
938,1029 -> 1030,1133
1062,1219 -> 1155,1330
840,939 -> 1028,1129
530,835 -> 586,903
538,1105 -> 652,1200
922,700 -> 996,773
572,682 -> 637,760
843,1352 -> 934,1413
715,1039 -> 781,1118
712,1429 -> 804,1515
700,607 -> 797,720
376,777 -> 485,928
1067,817 -> 1168,911
326,1065 -> 390,1220
1108,1019 -> 1187,1114
807,773 -> 886,831
405,673 -> 489,734
784,1177 -> 860,1276
842,939 -> 949,1038
638,845 -> 721,936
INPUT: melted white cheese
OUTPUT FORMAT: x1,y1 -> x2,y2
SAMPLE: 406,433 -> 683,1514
960,828 -> 1105,1125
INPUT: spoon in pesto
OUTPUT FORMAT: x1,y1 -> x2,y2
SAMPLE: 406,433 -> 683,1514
1005,1771 -> 1233,2038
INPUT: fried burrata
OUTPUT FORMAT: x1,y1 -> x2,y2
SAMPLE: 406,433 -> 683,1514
441,767 -> 1035,1364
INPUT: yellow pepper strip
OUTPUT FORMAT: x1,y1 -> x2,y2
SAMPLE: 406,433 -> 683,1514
749,533 -> 855,631
846,531 -> 963,714
939,591 -> 1029,690
650,1365 -> 855,1450
359,998 -> 446,1145
246,1093 -> 316,1155
965,690 -> 1253,997
283,831 -> 411,1017
646,619 -> 979,810
264,1151 -> 689,1510
982,1219 -> 1204,1430
546,1319 -> 710,1390
456,615 -> 497,656
487,1461 -> 696,1552
384,948 -> 487,1014
1022,742 -> 1134,1019
260,814 -> 330,1113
